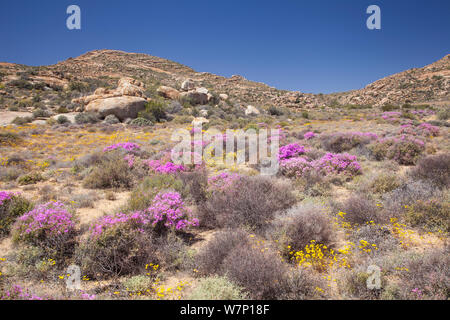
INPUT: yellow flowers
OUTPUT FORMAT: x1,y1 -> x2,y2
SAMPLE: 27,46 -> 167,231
290,240 -> 351,272
358,239 -> 378,253
145,263 -> 159,276
0,157 -> 8,166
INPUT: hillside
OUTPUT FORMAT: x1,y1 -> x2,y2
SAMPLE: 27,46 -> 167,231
0,50 -> 448,114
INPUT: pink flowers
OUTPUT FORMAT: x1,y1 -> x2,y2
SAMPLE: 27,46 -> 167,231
280,153 -> 362,178
304,131 -> 316,140
146,160 -> 186,174
0,191 -> 14,206
89,192 -> 198,237
278,143 -> 307,160
89,211 -> 150,239
0,285 -> 45,300
208,172 -> 241,192
147,192 -> 198,230
399,123 -> 440,137
103,142 -> 141,152
13,202 -> 75,239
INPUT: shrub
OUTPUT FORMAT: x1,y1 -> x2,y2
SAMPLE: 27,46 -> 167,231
221,245 -> 288,300
83,154 -> 133,189
199,176 -> 296,231
18,172 -> 43,185
405,199 -> 449,232
351,224 -> 399,253
410,153 -> 450,188
0,132 -> 21,146
32,109 -> 51,118
104,114 -> 120,124
437,108 -> 450,120
189,276 -> 248,300
178,167 -> 208,204
320,132 -> 378,153
75,112 -> 100,124
278,143 -> 307,160
11,116 -> 33,125
56,115 -> 70,124
268,106 -> 284,116
129,117 -> 153,127
126,175 -> 184,212
196,229 -> 251,276
340,194 -> 380,224
369,173 -> 402,194
396,248 -> 449,300
122,275 -> 152,294
146,192 -> 198,234
139,100 -> 167,123
0,192 -> 33,237
369,136 -> 425,165
270,204 -> 335,255
12,202 -> 77,260
76,211 -> 157,279
103,142 -> 140,153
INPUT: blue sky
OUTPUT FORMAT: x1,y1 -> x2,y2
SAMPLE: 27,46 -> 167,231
0,0 -> 449,93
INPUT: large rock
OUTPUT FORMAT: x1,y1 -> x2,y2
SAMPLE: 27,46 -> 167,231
219,93 -> 229,101
181,79 -> 195,91
85,96 -> 147,121
157,86 -> 180,100
245,105 -> 260,116
180,91 -> 208,105
115,77 -> 145,97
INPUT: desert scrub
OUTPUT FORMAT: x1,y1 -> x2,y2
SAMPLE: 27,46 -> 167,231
189,276 -> 247,300
129,117 -> 153,127
11,202 -> 77,261
138,99 -> 167,123
83,153 -> 133,189
339,194 -> 381,224
0,192 -> 33,237
320,132 -> 378,153
74,112 -> 100,124
369,136 -> 425,165
17,172 -> 44,186
269,203 -> 335,256
410,153 -> 450,188
198,175 -> 296,232
0,132 -> 21,146
125,175 -> 184,212
76,211 -> 157,279
405,198 -> 449,232
369,172 -> 402,194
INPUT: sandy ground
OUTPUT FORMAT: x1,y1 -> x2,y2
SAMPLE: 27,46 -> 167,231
0,111 -> 33,126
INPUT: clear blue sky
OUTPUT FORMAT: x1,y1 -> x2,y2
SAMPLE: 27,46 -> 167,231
0,0 -> 449,93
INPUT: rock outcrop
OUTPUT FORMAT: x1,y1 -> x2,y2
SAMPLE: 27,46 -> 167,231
72,77 -> 147,120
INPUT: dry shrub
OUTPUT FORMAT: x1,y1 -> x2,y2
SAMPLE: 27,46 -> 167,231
83,154 -> 133,189
196,229 -> 250,276
410,153 -> 450,188
199,176 -> 296,232
341,194 -> 380,224
269,203 -> 335,255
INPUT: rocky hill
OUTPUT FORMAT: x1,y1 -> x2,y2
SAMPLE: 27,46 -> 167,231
0,50 -> 448,114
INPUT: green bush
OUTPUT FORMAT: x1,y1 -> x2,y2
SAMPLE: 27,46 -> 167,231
83,155 -> 133,189
18,172 -> 43,185
405,199 -> 449,232
11,116 -> 33,126
56,115 -> 70,124
75,112 -> 100,124
189,276 -> 247,300
125,175 -> 184,212
129,117 -> 153,127
370,173 -> 402,194
0,194 -> 33,237
138,100 -> 167,123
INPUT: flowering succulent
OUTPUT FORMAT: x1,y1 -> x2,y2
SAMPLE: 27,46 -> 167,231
399,123 -> 439,137
304,131 -> 316,140
0,191 -> 14,206
103,142 -> 141,152
280,153 -> 362,178
12,202 -> 76,243
278,143 -> 307,160
208,172 -> 242,192
0,285 -> 45,300
146,160 -> 186,174
147,192 -> 198,231
89,211 -> 150,239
